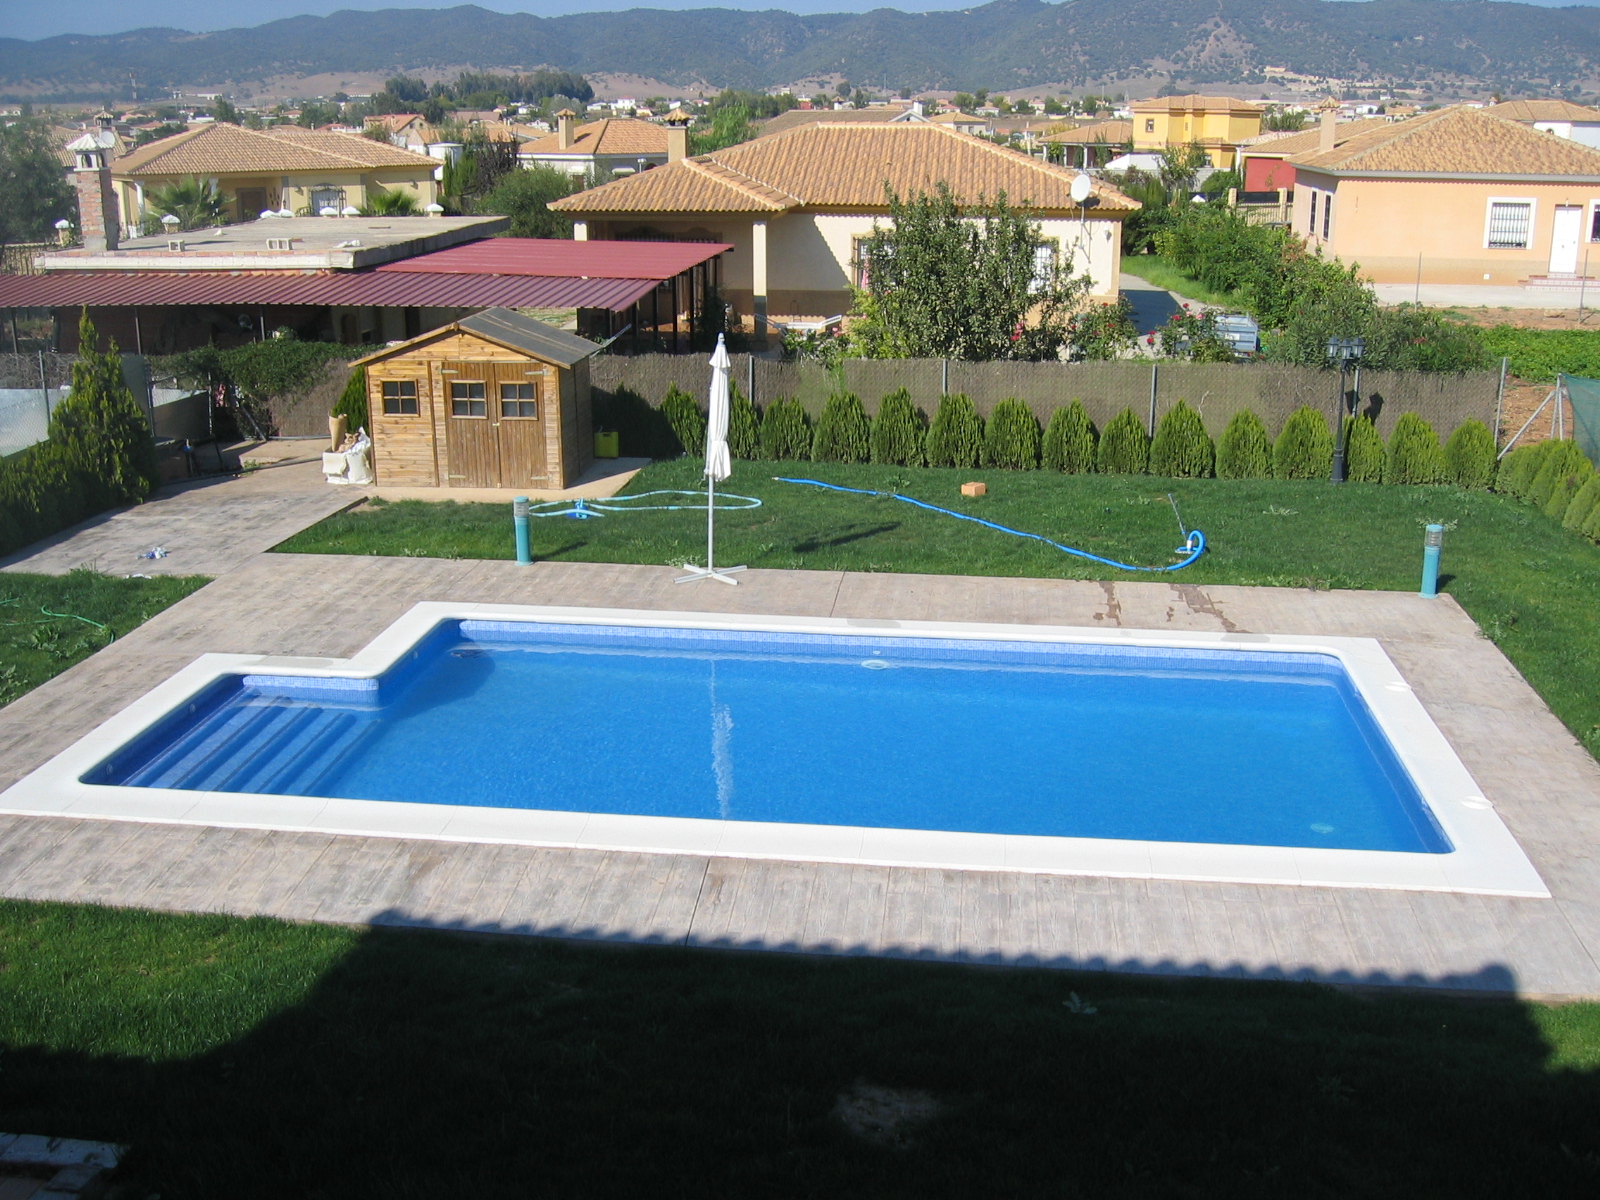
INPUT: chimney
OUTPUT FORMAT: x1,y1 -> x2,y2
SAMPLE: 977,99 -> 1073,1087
1319,106 -> 1338,155
664,107 -> 692,162
555,108 -> 576,151
911,99 -> 925,117
68,135 -> 119,253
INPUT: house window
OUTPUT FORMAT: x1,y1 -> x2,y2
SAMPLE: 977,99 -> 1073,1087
1308,191 -> 1318,234
1144,118 -> 1155,133
450,381 -> 487,416
1031,241 -> 1058,293
380,380 -> 419,416
309,186 -> 345,214
1589,203 -> 1600,242
500,383 -> 538,418
853,237 -> 891,289
1322,195 -> 1332,240
1486,200 -> 1534,249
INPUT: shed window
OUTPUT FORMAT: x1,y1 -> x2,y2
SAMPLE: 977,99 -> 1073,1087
450,381 -> 487,417
500,382 -> 539,418
1487,201 -> 1533,249
380,380 -> 418,416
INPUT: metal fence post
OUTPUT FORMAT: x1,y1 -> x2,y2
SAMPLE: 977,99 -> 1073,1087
1493,356 -> 1508,448
1147,364 -> 1158,436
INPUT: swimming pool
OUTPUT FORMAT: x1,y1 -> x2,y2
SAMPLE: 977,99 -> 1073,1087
0,604 -> 1549,896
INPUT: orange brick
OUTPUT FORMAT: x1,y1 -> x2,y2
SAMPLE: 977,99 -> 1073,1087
960,481 -> 987,497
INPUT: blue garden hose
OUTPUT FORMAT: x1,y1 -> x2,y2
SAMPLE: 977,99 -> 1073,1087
524,490 -> 762,520
774,478 -> 1206,572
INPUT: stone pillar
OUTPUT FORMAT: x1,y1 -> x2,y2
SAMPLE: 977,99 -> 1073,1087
752,218 -> 768,348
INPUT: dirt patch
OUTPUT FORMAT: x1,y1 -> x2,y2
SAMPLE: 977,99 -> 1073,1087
833,1082 -> 946,1150
1441,307 -> 1600,332
1500,376 -> 1571,447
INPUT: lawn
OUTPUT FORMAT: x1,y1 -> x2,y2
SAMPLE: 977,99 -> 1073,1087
276,458 -> 1600,758
1120,253 -> 1243,307
0,898 -> 1596,1198
0,571 -> 209,706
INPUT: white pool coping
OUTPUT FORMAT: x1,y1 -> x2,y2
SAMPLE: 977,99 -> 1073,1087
0,603 -> 1551,898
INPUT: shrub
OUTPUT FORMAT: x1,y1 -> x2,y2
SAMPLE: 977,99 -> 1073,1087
1563,474 -> 1600,532
1501,439 -> 1561,501
758,397 -> 812,460
870,388 -> 925,466
1527,439 -> 1594,513
1545,457 -> 1594,522
1041,400 -> 1097,473
331,365 -> 368,434
924,393 -> 984,468
1097,408 -> 1150,474
984,397 -> 1041,469
1583,488 -> 1600,543
811,390 -> 871,462
1384,413 -> 1447,485
1149,400 -> 1214,478
1343,416 -> 1385,483
660,385 -> 705,457
1215,409 -> 1271,480
727,382 -> 760,459
1444,419 -> 1497,490
1272,406 -> 1333,480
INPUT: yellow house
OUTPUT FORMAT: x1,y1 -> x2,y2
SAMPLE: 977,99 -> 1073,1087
1290,106 -> 1600,285
1129,95 -> 1263,168
112,123 -> 441,234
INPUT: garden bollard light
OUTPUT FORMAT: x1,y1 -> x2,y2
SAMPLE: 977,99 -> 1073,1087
513,496 -> 532,566
1420,524 -> 1443,598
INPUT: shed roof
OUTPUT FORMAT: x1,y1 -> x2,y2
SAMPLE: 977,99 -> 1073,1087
1291,105 -> 1600,176
353,307 -> 601,368
551,122 -> 1139,215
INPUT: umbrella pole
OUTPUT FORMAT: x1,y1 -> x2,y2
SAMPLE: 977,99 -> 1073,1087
707,475 -> 716,575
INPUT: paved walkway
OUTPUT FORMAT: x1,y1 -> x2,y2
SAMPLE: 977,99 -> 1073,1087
1,555 -> 1597,998
0,455 -> 361,578
1374,282 -> 1600,309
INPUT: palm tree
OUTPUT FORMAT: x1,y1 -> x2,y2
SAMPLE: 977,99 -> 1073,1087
145,176 -> 230,231
359,185 -> 422,216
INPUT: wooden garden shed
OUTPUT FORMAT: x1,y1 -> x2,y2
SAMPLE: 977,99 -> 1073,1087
353,307 -> 599,490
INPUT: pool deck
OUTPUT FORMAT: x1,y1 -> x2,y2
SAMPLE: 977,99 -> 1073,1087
1,555 -> 1598,999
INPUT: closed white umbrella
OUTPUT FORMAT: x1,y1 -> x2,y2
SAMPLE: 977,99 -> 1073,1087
675,334 -> 746,585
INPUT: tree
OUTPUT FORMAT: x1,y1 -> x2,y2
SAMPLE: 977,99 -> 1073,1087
211,98 -> 241,124
51,311 -> 159,504
0,117 -> 73,250
476,166 -> 577,237
145,176 -> 231,230
852,184 -> 1091,361
1158,142 -> 1209,195
689,104 -> 756,154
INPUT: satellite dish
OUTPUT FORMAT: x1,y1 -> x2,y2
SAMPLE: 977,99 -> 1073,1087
1070,173 -> 1093,204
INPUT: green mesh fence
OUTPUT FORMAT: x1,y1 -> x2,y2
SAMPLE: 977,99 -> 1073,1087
1562,374 -> 1600,466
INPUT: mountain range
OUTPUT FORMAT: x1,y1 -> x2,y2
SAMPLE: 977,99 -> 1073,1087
4,0 -> 1600,101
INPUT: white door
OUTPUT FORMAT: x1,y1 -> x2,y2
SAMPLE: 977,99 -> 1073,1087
1550,204 -> 1582,274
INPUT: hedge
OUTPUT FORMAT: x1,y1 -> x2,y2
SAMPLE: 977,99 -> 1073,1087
1272,406 -> 1333,480
870,388 -> 925,466
1497,440 -> 1558,501
1097,408 -> 1149,475
925,393 -> 984,469
660,385 -> 706,456
1384,413 -> 1447,486
728,382 -> 760,459
1563,474 -> 1600,533
1215,410 -> 1271,480
811,391 -> 871,463
1149,400 -> 1213,478
1041,400 -> 1097,473
759,397 -> 813,460
984,398 -> 1040,470
1343,416 -> 1385,484
1443,419 -> 1497,491
1527,439 -> 1593,516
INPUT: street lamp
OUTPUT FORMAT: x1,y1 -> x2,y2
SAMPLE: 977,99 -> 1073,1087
1326,335 -> 1365,483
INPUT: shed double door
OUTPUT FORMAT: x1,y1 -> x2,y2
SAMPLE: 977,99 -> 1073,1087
440,361 -> 549,488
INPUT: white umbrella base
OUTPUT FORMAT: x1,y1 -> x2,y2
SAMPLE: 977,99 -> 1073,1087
673,564 -> 748,585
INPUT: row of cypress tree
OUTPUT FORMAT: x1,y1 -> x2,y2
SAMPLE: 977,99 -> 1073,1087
655,383 -> 1499,487
1497,436 -> 1600,543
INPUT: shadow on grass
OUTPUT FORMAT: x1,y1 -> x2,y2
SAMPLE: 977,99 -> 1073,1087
3,905 -> 1599,1199
793,522 -> 902,554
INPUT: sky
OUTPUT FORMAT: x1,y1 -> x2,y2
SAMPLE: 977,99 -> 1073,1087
1,0 -> 1595,40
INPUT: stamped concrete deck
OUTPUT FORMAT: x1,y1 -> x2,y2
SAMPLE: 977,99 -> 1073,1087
1,555 -> 1598,998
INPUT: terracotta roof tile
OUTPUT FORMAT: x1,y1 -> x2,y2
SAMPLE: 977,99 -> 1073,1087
517,117 -> 667,157
1041,120 -> 1133,145
1237,117 -> 1392,157
112,123 -> 436,177
757,105 -> 918,137
1486,99 -> 1600,124
1129,94 -> 1263,113
1291,106 -> 1600,176
553,123 -> 1139,215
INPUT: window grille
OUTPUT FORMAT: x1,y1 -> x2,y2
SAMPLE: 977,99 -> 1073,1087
1487,201 -> 1532,249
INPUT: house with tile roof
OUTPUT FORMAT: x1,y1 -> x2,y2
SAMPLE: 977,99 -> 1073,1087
1485,99 -> 1600,149
1129,95 -> 1263,168
516,111 -> 671,178
1289,106 -> 1600,285
1040,120 -> 1133,169
1236,115 -> 1393,197
550,121 -> 1138,340
112,123 -> 441,234
757,104 -> 926,138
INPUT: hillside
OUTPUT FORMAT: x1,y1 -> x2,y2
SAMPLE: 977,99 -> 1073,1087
5,0 -> 1600,101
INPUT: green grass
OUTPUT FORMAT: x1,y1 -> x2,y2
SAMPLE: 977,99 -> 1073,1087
1120,253 -> 1243,307
0,571 -> 209,706
276,458 -> 1600,757
1,898 -> 1597,1197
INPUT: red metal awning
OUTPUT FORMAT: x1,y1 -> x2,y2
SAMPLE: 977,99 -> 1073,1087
0,270 -> 670,313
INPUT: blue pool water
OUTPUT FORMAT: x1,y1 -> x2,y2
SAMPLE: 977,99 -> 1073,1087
85,622 -> 1450,853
